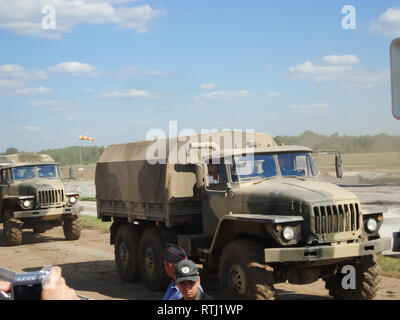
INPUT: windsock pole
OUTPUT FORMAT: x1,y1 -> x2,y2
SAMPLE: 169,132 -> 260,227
78,135 -> 95,166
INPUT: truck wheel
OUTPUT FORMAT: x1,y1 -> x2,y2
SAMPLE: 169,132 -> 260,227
63,214 -> 82,240
4,218 -> 23,246
138,228 -> 170,291
219,239 -> 275,300
324,255 -> 380,300
115,224 -> 142,283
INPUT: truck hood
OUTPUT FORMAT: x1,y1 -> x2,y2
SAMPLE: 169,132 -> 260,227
9,179 -> 65,196
243,177 -> 358,215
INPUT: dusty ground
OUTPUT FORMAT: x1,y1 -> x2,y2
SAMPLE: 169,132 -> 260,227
0,226 -> 399,300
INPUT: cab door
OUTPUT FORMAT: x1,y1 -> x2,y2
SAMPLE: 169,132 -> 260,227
201,158 -> 232,236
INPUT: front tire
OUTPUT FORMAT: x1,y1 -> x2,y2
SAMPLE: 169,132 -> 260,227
138,228 -> 170,291
4,218 -> 23,246
63,214 -> 82,240
324,254 -> 380,300
115,224 -> 142,283
219,239 -> 275,300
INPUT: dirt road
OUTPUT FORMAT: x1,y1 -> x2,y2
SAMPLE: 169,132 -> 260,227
1,226 -> 399,300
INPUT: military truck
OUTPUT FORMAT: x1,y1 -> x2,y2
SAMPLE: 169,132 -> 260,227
0,154 -> 82,246
96,131 -> 391,299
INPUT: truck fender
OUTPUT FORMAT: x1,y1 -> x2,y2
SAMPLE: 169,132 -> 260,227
209,214 -> 304,259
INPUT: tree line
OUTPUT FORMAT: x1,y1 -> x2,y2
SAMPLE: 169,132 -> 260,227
2,146 -> 105,166
2,131 -> 400,165
274,131 -> 400,153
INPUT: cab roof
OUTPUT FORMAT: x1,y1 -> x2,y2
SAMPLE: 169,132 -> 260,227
207,145 -> 313,159
0,162 -> 59,170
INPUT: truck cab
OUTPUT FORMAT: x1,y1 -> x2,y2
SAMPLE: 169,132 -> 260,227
0,155 -> 82,246
96,133 -> 390,299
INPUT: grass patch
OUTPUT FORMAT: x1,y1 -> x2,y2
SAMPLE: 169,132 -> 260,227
79,196 -> 96,202
377,254 -> 400,279
81,215 -> 111,233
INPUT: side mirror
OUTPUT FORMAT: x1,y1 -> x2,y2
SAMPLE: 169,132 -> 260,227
335,154 -> 343,179
390,38 -> 400,119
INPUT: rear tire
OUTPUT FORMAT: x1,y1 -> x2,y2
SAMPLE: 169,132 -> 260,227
324,255 -> 380,300
115,224 -> 142,283
138,228 -> 170,291
4,218 -> 23,246
219,239 -> 275,300
63,214 -> 82,240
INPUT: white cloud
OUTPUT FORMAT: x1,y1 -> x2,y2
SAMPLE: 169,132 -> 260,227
200,83 -> 217,89
0,64 -> 47,81
14,86 -> 51,95
370,7 -> 400,37
119,66 -> 137,76
0,79 -> 24,88
84,88 -> 95,93
15,126 -> 41,131
49,62 -> 100,77
322,55 -> 359,65
30,100 -> 67,111
194,90 -> 249,101
290,103 -> 329,114
288,58 -> 388,88
146,69 -> 164,75
0,0 -> 166,39
101,88 -> 155,99
289,61 -> 352,82
266,91 -> 280,98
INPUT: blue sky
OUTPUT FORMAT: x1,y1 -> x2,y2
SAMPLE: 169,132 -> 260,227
0,0 -> 400,152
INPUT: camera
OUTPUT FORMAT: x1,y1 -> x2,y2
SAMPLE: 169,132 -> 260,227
0,266 -> 51,300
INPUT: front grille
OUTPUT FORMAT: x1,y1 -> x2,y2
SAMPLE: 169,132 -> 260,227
314,203 -> 360,234
38,189 -> 65,206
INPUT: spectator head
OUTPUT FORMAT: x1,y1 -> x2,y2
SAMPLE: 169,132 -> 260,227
174,259 -> 201,300
164,243 -> 187,279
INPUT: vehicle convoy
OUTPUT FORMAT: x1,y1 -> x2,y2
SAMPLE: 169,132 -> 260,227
0,154 -> 82,246
96,131 -> 391,300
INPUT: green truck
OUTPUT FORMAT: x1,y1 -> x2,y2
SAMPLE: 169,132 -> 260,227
0,154 -> 82,246
96,131 -> 391,299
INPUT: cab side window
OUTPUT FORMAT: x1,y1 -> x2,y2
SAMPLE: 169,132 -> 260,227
1,169 -> 9,183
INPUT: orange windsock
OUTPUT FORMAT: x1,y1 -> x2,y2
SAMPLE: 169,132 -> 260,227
79,135 -> 95,142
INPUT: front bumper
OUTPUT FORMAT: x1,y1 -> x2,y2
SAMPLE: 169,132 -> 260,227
264,237 -> 392,263
13,205 -> 82,220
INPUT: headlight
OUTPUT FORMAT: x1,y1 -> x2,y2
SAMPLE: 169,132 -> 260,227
22,200 -> 32,208
69,196 -> 77,204
282,226 -> 295,241
366,218 -> 378,233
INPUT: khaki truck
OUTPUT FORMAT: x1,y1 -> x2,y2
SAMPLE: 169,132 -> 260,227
96,131 -> 391,299
0,154 -> 82,246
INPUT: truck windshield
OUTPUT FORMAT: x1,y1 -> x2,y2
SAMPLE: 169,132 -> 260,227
277,153 -> 317,177
12,165 -> 60,181
231,154 -> 277,182
231,152 -> 317,182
